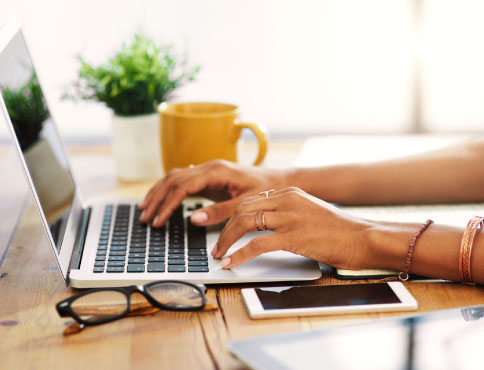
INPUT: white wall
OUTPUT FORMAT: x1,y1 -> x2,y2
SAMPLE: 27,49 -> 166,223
0,0 -> 483,140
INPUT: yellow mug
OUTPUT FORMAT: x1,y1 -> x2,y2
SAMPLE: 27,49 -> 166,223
158,102 -> 268,172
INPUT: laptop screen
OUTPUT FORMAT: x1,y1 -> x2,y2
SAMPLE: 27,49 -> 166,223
0,28 -> 76,252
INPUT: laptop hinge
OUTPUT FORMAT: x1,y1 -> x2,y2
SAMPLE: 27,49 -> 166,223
68,207 -> 92,276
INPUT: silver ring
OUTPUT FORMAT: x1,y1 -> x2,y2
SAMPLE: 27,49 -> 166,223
258,189 -> 275,198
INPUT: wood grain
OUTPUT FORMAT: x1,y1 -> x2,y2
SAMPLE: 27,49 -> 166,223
2,141 -> 484,370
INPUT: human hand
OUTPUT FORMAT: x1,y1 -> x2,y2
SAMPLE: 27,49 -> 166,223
212,187 -> 373,270
138,160 -> 289,227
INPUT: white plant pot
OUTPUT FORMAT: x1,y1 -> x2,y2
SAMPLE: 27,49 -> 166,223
111,113 -> 162,181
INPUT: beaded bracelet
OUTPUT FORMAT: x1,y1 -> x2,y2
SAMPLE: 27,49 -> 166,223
397,219 -> 434,281
459,216 -> 484,285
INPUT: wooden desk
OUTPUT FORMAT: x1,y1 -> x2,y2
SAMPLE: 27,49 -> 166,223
1,141 -> 484,370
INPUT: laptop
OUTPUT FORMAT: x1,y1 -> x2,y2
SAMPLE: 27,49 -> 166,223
0,15 -> 321,288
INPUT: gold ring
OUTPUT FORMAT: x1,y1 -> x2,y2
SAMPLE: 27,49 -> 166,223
258,189 -> 275,198
255,210 -> 266,231
188,164 -> 195,168
255,211 -> 261,231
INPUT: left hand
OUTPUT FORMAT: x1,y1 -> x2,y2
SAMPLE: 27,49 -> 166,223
212,187 -> 373,270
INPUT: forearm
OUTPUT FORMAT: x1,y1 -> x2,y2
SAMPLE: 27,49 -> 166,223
284,138 -> 484,205
364,220 -> 484,284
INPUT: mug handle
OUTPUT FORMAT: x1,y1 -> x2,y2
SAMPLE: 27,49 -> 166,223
234,122 -> 268,166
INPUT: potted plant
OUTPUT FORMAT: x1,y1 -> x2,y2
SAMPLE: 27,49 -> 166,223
67,34 -> 199,180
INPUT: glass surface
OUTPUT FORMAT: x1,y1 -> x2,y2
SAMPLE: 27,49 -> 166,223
255,283 -> 401,310
0,30 -> 75,252
250,306 -> 484,370
146,282 -> 203,308
70,290 -> 128,323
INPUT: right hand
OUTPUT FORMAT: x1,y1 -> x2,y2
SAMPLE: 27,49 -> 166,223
138,160 -> 289,227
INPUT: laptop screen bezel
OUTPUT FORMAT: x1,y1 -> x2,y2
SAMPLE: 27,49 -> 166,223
0,14 -> 83,284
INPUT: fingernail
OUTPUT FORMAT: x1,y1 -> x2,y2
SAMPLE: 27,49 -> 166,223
139,200 -> 146,208
153,216 -> 159,225
140,211 -> 146,220
221,257 -> 231,269
191,211 -> 208,224
211,243 -> 218,256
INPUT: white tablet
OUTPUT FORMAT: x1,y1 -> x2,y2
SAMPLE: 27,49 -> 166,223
241,282 -> 417,319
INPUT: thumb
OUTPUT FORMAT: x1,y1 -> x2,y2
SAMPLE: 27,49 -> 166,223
190,197 -> 242,225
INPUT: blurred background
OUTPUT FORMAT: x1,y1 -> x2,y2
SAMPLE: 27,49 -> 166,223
1,0 -> 484,141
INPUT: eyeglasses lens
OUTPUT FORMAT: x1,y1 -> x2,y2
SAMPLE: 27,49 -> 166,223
70,290 -> 128,323
146,282 -> 203,309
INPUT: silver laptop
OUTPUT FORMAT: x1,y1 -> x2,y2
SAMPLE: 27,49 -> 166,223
0,15 -> 321,288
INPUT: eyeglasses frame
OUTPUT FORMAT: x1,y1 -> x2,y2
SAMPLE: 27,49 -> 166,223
56,280 -> 207,327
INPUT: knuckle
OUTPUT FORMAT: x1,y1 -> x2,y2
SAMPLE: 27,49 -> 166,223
250,237 -> 266,253
209,159 -> 226,168
171,179 -> 185,193
166,168 -> 181,178
284,186 -> 301,193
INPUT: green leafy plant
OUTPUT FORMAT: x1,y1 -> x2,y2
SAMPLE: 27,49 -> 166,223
2,71 -> 49,150
67,34 -> 199,116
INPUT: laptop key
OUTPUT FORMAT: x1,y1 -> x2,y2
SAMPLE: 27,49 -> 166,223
188,249 -> 207,255
149,247 -> 165,252
150,241 -> 165,247
95,256 -> 106,261
148,257 -> 165,262
128,253 -> 146,259
130,243 -> 146,248
168,259 -> 185,265
188,261 -> 208,266
107,261 -> 125,267
188,266 -> 209,273
110,246 -> 127,251
93,267 -> 104,273
111,241 -> 127,246
106,267 -> 124,273
110,251 -> 126,256
127,264 -> 145,273
149,251 -> 164,257
167,248 -> 184,253
168,254 -> 185,259
128,258 -> 145,264
168,265 -> 186,273
109,256 -> 125,261
129,248 -> 146,253
147,263 -> 165,272
94,261 -> 105,267
97,245 -> 107,250
96,250 -> 107,256
188,256 -> 208,261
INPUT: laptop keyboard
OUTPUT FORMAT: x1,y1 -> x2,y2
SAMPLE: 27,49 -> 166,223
93,204 -> 209,273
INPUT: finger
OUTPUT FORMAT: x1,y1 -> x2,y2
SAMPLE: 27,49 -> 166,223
242,186 -> 303,203
220,234 -> 282,269
221,191 -> 289,234
214,210 -> 283,259
190,197 -> 242,226
141,168 -> 207,224
151,171 -> 218,227
139,170 -> 187,222
139,168 -> 183,210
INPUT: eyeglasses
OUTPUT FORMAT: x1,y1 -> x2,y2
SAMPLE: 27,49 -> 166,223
56,280 -> 216,335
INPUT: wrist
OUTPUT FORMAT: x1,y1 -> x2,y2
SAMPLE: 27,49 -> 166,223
282,166 -> 360,203
363,221 -> 412,271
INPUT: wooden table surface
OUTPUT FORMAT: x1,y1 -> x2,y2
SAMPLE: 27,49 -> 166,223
1,140 -> 484,370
